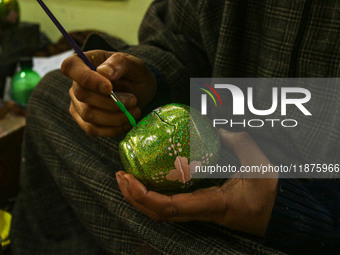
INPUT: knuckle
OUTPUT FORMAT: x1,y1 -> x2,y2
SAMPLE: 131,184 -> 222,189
112,53 -> 128,65
73,85 -> 87,102
168,197 -> 179,218
60,56 -> 74,75
68,87 -> 74,98
118,94 -> 135,108
112,52 -> 128,58
158,199 -> 178,219
216,186 -> 225,199
216,187 -> 228,212
132,193 -> 146,205
83,125 -> 98,137
130,188 -> 148,205
216,188 -> 232,225
129,53 -> 146,65
80,105 -> 95,123
78,70 -> 92,86
168,204 -> 178,218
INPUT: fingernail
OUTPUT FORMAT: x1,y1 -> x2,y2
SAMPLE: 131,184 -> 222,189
116,172 -> 122,183
97,64 -> 115,78
118,93 -> 132,103
121,175 -> 129,189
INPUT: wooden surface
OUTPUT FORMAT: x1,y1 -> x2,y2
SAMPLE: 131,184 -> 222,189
0,117 -> 25,139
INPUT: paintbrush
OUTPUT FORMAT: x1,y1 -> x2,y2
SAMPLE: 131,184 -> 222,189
36,0 -> 136,127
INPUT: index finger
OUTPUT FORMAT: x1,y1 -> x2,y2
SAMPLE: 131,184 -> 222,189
61,53 -> 112,95
116,171 -> 227,222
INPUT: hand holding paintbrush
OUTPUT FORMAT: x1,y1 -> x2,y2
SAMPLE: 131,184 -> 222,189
63,50 -> 157,136
37,0 -> 158,136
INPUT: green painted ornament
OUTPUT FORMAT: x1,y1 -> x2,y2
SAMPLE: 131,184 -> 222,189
0,0 -> 20,30
119,104 -> 221,194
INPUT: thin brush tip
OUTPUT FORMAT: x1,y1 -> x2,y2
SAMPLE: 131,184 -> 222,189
110,91 -> 119,102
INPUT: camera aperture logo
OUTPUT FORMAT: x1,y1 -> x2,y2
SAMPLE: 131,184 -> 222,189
199,83 -> 223,111
199,83 -> 312,128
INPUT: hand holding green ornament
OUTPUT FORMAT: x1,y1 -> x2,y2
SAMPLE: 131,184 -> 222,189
119,104 -> 221,194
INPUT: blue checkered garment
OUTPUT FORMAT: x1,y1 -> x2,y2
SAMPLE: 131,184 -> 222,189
10,0 -> 340,254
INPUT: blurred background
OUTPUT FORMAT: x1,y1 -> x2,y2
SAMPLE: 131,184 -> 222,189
21,0 -> 153,44
0,1 -> 153,253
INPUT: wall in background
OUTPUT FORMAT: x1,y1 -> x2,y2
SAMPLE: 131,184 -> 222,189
19,0 -> 153,44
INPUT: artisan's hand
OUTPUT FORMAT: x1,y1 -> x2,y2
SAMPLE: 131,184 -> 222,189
61,50 -> 157,137
116,129 -> 278,236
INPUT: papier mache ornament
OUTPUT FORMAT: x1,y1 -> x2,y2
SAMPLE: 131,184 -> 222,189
119,104 -> 221,194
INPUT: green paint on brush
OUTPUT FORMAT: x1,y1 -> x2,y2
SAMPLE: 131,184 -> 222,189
116,101 -> 136,127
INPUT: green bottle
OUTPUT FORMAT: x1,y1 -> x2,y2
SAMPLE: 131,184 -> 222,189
11,58 -> 41,106
0,0 -> 20,30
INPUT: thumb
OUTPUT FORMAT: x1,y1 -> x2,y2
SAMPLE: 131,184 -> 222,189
97,53 -> 147,82
218,129 -> 271,167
